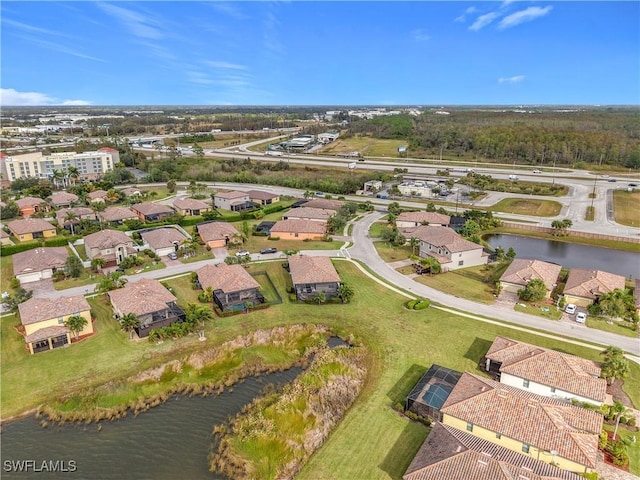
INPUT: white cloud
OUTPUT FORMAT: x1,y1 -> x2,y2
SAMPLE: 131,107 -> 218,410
2,18 -> 70,38
209,2 -> 248,20
0,88 -> 91,106
455,6 -> 477,23
411,29 -> 430,42
97,2 -> 164,40
469,12 -> 500,31
498,6 -> 553,29
204,61 -> 247,70
498,75 -> 525,84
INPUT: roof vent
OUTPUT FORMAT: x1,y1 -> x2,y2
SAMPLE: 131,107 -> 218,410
455,445 -> 463,453
478,459 -> 488,466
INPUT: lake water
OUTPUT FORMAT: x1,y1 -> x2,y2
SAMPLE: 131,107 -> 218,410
484,234 -> 640,279
1,368 -> 302,480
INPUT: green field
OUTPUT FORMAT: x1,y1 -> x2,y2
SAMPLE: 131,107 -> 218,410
613,190 -> 640,227
319,136 -> 409,158
491,198 -> 563,217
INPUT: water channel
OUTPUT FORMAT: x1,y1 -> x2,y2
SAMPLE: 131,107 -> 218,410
484,234 -> 640,279
1,367 -> 302,480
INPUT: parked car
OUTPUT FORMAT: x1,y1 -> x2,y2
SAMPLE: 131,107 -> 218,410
236,250 -> 251,257
565,303 -> 577,315
608,179 -> 617,182
167,252 -> 178,260
260,247 -> 277,254
532,169 -> 542,174
576,312 -> 587,323
628,183 -> 638,187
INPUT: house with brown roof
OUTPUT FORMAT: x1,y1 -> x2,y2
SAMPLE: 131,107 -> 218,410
396,211 -> 451,228
563,268 -> 626,307
483,336 -> 607,405
15,196 -> 49,217
440,373 -> 603,474
288,255 -> 340,301
140,227 -> 189,257
98,206 -> 138,225
55,207 -> 97,230
214,191 -> 255,212
404,422 -> 582,480
283,207 -> 336,223
131,202 -> 175,222
196,263 -> 263,311
87,189 -> 108,203
84,229 -> 136,267
0,229 -> 10,246
7,218 -> 57,241
197,221 -> 241,248
246,190 -> 280,205
173,197 -> 211,216
13,247 -> 68,284
108,278 -> 186,338
120,187 -> 142,197
410,226 -> 487,271
270,219 -> 326,241
18,295 -> 93,354
302,198 -> 343,210
499,259 -> 562,298
50,191 -> 79,208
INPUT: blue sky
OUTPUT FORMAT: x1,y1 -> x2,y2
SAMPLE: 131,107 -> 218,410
1,1 -> 638,106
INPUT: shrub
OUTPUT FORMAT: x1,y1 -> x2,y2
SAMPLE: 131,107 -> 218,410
9,278 -> 20,289
598,430 -> 608,450
414,300 -> 430,310
406,300 -> 418,309
627,416 -> 636,427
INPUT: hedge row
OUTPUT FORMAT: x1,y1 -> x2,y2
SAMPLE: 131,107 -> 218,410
0,235 -> 79,256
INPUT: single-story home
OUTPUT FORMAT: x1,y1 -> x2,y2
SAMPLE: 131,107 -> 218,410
482,336 -> 607,405
302,198 -> 344,211
7,218 -> 57,241
120,187 -> 142,197
499,258 -> 562,298
196,263 -> 263,311
140,227 -> 189,257
87,189 -> 108,203
288,255 -> 340,301
254,221 -> 276,235
1,229 -> 11,246
197,221 -> 241,248
410,226 -> 488,271
131,202 -> 175,222
172,197 -> 211,216
246,190 -> 280,205
396,211 -> 451,228
18,295 -> 93,354
405,364 -> 462,421
98,206 -> 138,225
214,191 -> 255,212
283,207 -> 336,223
15,196 -> 48,217
84,229 -> 136,267
50,191 -> 79,208
55,207 -> 97,229
13,246 -> 69,284
108,278 -> 186,338
270,219 -> 326,241
563,268 -> 626,307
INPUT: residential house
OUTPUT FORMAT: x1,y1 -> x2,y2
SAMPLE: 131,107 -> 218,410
396,211 -> 451,228
270,219 -> 326,241
403,422 -> 582,480
15,196 -> 48,217
214,191 -> 255,212
289,255 -> 340,301
410,226 -> 488,271
483,336 -> 607,405
196,263 -> 263,311
499,259 -> 562,298
283,207 -> 336,223
18,295 -> 93,354
197,221 -> 241,248
87,189 -> 108,203
131,202 -> 175,222
120,187 -> 142,197
302,198 -> 344,211
0,229 -> 10,246
440,373 -> 603,473
363,180 -> 382,192
405,364 -> 462,421
55,207 -> 97,230
563,269 -> 626,307
84,229 -> 136,267
140,227 -> 189,257
246,190 -> 280,206
98,206 -> 138,225
50,191 -> 79,208
173,197 -> 211,216
13,247 -> 68,284
108,278 -> 186,338
7,218 -> 57,241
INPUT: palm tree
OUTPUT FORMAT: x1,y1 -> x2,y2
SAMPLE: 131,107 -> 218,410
50,169 -> 64,190
186,303 -> 214,329
119,313 -> 140,340
64,210 -> 78,235
600,346 -> 630,385
90,257 -> 105,273
67,166 -> 80,186
337,283 -> 355,303
106,189 -> 120,203
409,237 -> 420,255
609,400 -> 630,440
64,314 -> 88,340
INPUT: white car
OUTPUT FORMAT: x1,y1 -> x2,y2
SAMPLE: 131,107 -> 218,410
532,169 -> 542,173
576,312 -> 587,323
235,250 -> 250,257
565,304 -> 577,315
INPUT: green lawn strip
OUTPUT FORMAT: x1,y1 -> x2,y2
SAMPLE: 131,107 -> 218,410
585,206 -> 595,221
73,243 -> 88,260
1,256 -> 16,294
586,316 -> 638,338
613,190 -> 640,227
368,221 -> 389,238
162,277 -> 201,306
373,242 -> 413,262
603,424 -> 640,474
490,198 -> 562,217
514,303 -> 563,321
53,270 -> 101,291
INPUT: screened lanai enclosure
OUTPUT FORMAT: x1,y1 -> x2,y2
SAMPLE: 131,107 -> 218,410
405,364 -> 462,421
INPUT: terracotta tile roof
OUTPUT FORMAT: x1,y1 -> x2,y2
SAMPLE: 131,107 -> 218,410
87,189 -> 108,200
410,226 -> 483,253
197,222 -> 239,242
271,219 -> 326,234
289,255 -> 340,285
563,269 -> 626,300
98,206 -> 137,222
108,278 -> 176,317
246,190 -> 279,201
284,207 -> 336,221
15,196 -> 45,208
485,337 -> 606,402
13,247 -> 68,276
196,263 -> 260,293
19,295 -> 90,326
0,230 -> 9,238
120,187 -> 141,197
499,259 -> 562,291
98,147 -> 118,153
397,211 -> 451,225
84,229 -> 133,250
404,422 -> 582,480
215,190 -> 250,200
141,228 -> 188,250
7,218 -> 56,235
131,202 -> 174,216
173,197 -> 210,211
25,325 -> 71,343
440,373 -> 603,469
302,198 -> 344,210
50,191 -> 78,206
55,207 -> 95,226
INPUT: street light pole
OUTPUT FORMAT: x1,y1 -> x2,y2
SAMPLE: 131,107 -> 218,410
590,175 -> 598,209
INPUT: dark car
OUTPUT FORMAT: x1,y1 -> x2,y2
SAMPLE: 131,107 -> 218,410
628,183 -> 638,187
260,247 -> 277,254
608,179 -> 617,182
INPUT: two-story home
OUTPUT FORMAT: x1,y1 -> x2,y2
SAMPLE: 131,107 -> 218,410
563,269 -> 626,307
396,211 -> 451,229
499,259 -> 562,299
49,191 -> 79,208
283,207 -> 336,223
140,227 -> 189,257
214,191 -> 255,212
7,218 -> 57,241
84,229 -> 136,267
108,278 -> 186,338
173,197 -> 211,216
197,221 -> 241,248
15,196 -> 48,217
410,226 -> 487,271
98,206 -> 138,226
18,295 -> 93,354
246,190 -> 280,206
13,247 -> 69,284
270,219 -> 326,241
56,207 -> 97,230
482,336 -> 607,405
131,202 -> 175,222
288,255 -> 340,301
196,263 -> 263,311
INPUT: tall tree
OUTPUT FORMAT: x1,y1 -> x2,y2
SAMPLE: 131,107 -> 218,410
65,255 -> 83,278
64,210 -> 79,235
518,279 -> 547,302
64,314 -> 88,340
600,346 -> 630,385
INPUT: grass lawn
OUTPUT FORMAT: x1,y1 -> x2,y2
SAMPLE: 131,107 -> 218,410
603,424 -> 640,474
491,198 -> 562,217
369,221 -> 389,238
73,243 -> 88,260
586,316 -> 638,338
162,276 -> 201,307
319,136 -> 408,158
53,270 -> 101,291
412,267 -> 497,304
585,206 -> 595,221
514,303 -> 563,321
613,190 -> 640,227
1,256 -> 16,294
122,256 -> 166,275
373,242 -> 413,262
